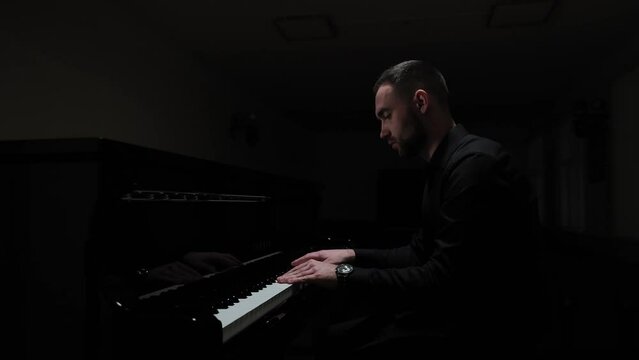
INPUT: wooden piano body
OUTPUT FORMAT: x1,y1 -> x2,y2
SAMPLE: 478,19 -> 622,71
0,138 -> 321,359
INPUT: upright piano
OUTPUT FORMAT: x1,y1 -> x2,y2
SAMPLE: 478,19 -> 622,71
0,138 -> 322,359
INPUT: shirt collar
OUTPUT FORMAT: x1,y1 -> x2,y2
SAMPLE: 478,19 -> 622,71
427,123 -> 469,171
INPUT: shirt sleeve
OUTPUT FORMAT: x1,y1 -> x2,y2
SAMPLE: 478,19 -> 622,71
346,153 -> 509,294
353,230 -> 424,268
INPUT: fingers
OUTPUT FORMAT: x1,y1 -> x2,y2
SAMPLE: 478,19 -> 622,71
290,254 -> 311,267
277,261 -> 316,284
291,251 -> 322,266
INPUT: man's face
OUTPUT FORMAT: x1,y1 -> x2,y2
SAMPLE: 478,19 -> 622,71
375,84 -> 426,158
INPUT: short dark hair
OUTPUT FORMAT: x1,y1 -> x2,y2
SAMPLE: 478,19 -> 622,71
373,60 -> 449,106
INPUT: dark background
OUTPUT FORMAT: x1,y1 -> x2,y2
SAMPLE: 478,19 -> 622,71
2,0 -> 639,356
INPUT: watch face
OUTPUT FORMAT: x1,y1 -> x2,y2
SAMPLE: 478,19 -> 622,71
337,264 -> 353,274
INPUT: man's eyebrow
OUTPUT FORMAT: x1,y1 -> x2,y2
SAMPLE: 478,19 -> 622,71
376,108 -> 389,118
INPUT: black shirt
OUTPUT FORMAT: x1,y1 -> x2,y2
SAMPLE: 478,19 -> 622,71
349,124 -> 541,344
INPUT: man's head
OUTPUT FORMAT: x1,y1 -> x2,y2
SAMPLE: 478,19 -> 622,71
374,60 -> 451,159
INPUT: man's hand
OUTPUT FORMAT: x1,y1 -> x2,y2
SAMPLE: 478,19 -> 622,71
276,259 -> 338,288
290,249 -> 356,266
276,249 -> 355,288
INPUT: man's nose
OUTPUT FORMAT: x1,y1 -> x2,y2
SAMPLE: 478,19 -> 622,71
379,125 -> 389,140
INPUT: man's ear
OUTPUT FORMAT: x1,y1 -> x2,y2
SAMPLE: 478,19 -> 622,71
413,89 -> 429,113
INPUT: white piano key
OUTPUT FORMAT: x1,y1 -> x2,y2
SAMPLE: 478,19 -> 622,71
214,281 -> 294,343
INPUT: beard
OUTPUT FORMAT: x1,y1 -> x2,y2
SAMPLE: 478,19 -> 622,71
396,110 -> 427,158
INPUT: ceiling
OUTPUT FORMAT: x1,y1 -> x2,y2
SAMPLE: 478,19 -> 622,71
129,0 -> 639,132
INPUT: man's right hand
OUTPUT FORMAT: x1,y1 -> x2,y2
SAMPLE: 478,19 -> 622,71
290,249 -> 356,266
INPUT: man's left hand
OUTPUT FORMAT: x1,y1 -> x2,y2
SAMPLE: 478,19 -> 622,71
276,259 -> 338,289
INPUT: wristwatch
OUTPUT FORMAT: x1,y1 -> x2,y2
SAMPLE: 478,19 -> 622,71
335,263 -> 354,285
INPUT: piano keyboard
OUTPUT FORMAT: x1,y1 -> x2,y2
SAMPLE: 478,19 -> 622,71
131,251 -> 302,346
214,281 -> 296,343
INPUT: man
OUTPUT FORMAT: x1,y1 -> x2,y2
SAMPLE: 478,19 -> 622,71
277,60 -> 542,357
